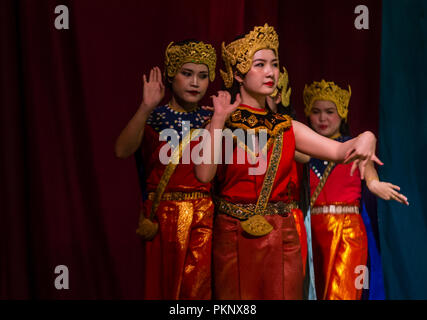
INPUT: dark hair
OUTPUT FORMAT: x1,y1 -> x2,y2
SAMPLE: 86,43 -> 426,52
270,102 -> 298,119
221,35 -> 246,103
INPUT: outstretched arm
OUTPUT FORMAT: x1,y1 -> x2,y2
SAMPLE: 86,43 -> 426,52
195,91 -> 241,183
364,161 -> 409,205
293,120 -> 383,179
114,67 -> 165,159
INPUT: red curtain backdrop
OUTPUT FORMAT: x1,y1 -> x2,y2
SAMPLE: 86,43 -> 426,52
1,0 -> 381,299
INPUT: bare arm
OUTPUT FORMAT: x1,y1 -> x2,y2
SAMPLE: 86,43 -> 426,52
195,91 -> 241,183
293,120 -> 382,179
114,104 -> 151,159
364,161 -> 409,205
114,67 -> 165,159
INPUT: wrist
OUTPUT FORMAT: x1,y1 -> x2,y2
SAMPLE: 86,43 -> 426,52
365,177 -> 379,188
139,102 -> 155,114
211,113 -> 227,126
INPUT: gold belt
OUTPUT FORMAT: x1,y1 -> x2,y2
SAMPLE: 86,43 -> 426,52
147,191 -> 210,201
215,197 -> 299,220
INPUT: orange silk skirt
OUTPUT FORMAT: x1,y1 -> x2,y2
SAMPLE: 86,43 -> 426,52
213,210 -> 303,300
311,213 -> 368,300
142,196 -> 214,300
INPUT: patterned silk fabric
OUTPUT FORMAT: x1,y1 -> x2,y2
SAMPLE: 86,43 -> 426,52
309,136 -> 368,300
143,197 -> 214,299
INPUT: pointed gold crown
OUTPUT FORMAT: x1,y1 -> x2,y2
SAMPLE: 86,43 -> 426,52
220,23 -> 279,88
164,41 -> 217,82
303,79 -> 351,120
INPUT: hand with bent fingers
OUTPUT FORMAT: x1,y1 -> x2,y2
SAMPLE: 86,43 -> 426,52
140,66 -> 165,112
345,131 -> 383,179
211,91 -> 241,122
367,180 -> 409,206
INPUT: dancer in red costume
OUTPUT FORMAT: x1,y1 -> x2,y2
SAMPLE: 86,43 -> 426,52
115,40 -> 216,299
303,79 -> 408,300
195,24 -> 382,300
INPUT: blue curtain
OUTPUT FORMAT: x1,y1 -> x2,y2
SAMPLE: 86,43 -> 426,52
379,0 -> 427,299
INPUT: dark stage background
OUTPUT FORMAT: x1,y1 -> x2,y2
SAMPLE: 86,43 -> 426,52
1,0 -> 382,298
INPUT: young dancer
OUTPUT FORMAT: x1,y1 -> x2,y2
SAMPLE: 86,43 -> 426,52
115,40 -> 217,299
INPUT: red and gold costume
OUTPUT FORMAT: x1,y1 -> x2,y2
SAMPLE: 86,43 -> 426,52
212,24 -> 308,300
136,40 -> 217,300
304,80 -> 368,300
139,106 -> 214,300
309,155 -> 368,300
213,104 -> 305,300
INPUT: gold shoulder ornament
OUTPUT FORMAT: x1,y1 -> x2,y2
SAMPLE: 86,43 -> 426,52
271,66 -> 291,107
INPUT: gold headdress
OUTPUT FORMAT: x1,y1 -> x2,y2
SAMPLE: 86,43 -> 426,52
303,79 -> 351,121
164,41 -> 217,82
220,23 -> 279,88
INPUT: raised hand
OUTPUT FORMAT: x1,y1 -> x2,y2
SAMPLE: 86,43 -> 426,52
211,91 -> 241,121
140,66 -> 165,112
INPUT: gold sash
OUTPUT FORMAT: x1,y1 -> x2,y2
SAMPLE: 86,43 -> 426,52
239,130 -> 284,237
136,131 -> 193,240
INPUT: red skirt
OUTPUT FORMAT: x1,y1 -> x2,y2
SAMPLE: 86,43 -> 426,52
142,196 -> 214,299
213,211 -> 303,300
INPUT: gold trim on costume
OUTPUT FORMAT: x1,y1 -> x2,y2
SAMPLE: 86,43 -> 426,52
237,106 -> 268,115
227,110 -> 292,135
310,161 -> 335,207
255,131 -> 283,214
149,130 -> 193,218
136,130 -> 193,240
226,107 -> 292,157
167,102 -> 198,114
148,191 -> 210,201
214,130 -> 289,237
215,198 -> 298,220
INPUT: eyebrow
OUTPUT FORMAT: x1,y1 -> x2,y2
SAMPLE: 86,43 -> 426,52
312,107 -> 335,111
182,68 -> 208,73
252,58 -> 279,63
